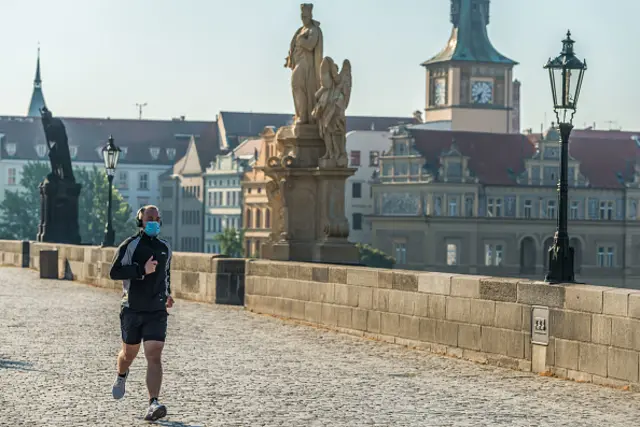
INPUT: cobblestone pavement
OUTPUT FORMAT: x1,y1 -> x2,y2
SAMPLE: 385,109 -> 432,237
2,268 -> 640,426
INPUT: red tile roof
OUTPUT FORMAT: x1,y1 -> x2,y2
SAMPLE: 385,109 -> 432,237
409,128 -> 640,189
410,129 -> 535,185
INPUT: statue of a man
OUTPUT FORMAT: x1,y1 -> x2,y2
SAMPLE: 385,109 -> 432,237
41,107 -> 75,182
285,3 -> 323,125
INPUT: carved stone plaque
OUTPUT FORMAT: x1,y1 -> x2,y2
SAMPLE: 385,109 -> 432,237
531,306 -> 550,346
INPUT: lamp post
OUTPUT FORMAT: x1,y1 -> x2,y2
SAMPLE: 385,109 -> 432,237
543,31 -> 587,283
102,135 -> 121,247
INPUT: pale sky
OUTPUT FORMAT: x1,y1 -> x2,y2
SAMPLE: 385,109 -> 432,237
0,0 -> 638,132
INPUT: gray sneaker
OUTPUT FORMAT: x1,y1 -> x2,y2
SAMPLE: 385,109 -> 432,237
144,399 -> 167,421
111,369 -> 129,399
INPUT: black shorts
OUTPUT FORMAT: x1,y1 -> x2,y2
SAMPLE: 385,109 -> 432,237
120,307 -> 168,345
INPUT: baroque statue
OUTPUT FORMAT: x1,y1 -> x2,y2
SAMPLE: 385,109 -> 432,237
285,3 -> 323,125
311,56 -> 352,166
40,107 -> 75,182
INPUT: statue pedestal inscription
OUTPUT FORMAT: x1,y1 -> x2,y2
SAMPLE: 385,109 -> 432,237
261,125 -> 359,265
37,177 -> 82,244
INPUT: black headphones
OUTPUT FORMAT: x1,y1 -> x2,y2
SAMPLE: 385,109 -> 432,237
136,206 -> 162,228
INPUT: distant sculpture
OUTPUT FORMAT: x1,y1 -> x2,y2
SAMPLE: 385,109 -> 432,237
285,3 -> 323,125
40,107 -> 75,182
311,57 -> 352,165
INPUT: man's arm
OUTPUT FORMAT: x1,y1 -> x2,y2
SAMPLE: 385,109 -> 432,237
109,238 -> 144,281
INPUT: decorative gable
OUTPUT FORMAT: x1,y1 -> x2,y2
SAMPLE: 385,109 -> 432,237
149,147 -> 160,160
69,145 -> 78,159
166,148 -> 176,161
120,147 -> 128,160
436,139 -> 477,183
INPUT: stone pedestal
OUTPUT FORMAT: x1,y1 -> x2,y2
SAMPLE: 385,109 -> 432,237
260,124 -> 360,265
37,176 -> 82,245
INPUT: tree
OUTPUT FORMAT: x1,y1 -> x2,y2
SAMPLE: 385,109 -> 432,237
75,165 -> 136,245
356,243 -> 396,269
214,228 -> 244,257
0,162 -> 136,244
0,162 -> 50,240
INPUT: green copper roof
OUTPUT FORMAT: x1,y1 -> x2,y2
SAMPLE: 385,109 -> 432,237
422,0 -> 517,67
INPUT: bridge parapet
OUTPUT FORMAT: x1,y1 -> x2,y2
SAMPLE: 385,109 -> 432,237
1,240 -> 638,391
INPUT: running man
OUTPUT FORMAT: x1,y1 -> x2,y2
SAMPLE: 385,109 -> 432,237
109,205 -> 174,422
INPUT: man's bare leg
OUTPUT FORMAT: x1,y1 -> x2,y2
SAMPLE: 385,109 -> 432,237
117,343 -> 140,374
112,343 -> 139,399
144,340 -> 165,400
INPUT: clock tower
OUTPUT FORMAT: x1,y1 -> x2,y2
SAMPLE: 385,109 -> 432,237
421,0 -> 519,133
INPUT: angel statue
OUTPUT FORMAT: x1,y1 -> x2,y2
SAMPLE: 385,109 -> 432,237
311,56 -> 352,166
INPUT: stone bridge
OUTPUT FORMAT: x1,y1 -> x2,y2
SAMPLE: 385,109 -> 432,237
1,240 -> 640,425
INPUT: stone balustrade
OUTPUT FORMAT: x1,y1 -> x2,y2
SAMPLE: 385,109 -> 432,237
1,240 -> 638,391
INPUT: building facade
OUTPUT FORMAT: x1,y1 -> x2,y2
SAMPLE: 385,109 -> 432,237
203,138 -> 260,253
345,130 -> 390,244
369,125 -> 640,288
421,0 -> 520,133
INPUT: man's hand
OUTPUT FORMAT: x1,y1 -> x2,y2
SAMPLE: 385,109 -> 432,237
144,256 -> 157,275
166,296 -> 174,308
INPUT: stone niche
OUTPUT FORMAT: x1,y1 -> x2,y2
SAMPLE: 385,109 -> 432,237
259,124 -> 360,265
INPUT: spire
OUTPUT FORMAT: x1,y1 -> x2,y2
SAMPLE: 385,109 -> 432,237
27,46 -> 47,117
421,0 -> 517,67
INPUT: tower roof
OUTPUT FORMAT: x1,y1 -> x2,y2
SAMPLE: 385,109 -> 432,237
421,0 -> 517,67
27,48 -> 46,117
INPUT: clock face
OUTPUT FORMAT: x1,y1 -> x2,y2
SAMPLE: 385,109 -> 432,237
434,79 -> 446,106
471,80 -> 493,104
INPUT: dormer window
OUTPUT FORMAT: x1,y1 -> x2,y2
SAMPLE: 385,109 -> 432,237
5,142 -> 16,156
120,147 -> 128,160
166,148 -> 177,161
150,147 -> 160,160
69,145 -> 78,159
35,144 -> 47,158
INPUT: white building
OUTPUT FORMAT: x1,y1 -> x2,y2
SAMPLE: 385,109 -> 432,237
345,130 -> 391,244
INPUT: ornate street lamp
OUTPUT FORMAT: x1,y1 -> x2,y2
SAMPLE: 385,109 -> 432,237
102,135 -> 121,247
543,30 -> 587,283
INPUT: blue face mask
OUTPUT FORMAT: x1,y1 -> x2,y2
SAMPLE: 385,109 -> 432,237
144,221 -> 161,237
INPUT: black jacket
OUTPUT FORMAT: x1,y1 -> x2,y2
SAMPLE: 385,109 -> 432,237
110,231 -> 172,312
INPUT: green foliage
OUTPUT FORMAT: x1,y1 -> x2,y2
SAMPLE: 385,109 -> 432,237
0,162 -> 136,244
0,162 -> 50,240
214,228 -> 244,257
75,165 -> 136,245
356,243 -> 396,269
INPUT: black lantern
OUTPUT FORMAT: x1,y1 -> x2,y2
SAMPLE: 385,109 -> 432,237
101,135 -> 121,247
543,31 -> 587,284
544,30 -> 587,125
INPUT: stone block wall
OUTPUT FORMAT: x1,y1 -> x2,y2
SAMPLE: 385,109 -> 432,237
0,240 -> 244,306
245,260 -> 640,390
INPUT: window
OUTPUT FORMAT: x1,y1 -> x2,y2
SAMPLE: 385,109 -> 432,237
523,200 -> 532,219
446,243 -> 458,266
597,246 -> 614,267
434,196 -> 442,216
164,211 -> 173,225
352,182 -> 362,199
138,172 -> 149,190
546,200 -> 556,219
487,198 -> 502,217
232,192 -> 237,206
448,198 -> 458,216
570,201 -> 579,220
369,151 -> 380,166
350,150 -> 361,166
599,201 -> 613,220
7,168 -> 16,186
117,171 -> 129,189
352,213 -> 363,230
393,242 -> 407,264
265,209 -> 271,228
484,244 -> 504,266
465,197 -> 474,217
226,192 -> 231,206
255,209 -> 262,229
245,209 -> 252,228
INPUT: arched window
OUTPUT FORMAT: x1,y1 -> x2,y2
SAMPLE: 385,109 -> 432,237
255,209 -> 262,229
245,209 -> 252,229
265,209 -> 271,228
